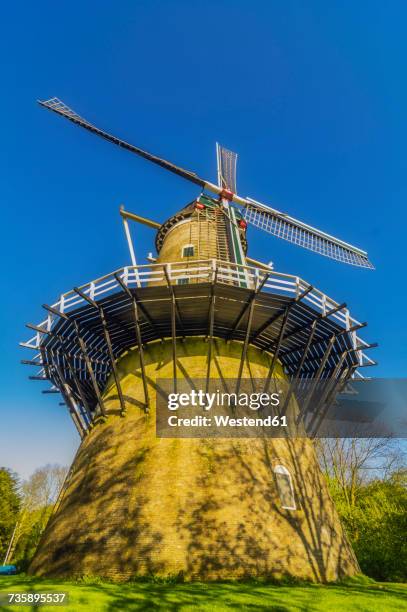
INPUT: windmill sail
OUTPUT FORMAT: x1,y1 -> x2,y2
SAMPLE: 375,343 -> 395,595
38,98 -> 206,187
244,198 -> 374,269
216,143 -> 237,193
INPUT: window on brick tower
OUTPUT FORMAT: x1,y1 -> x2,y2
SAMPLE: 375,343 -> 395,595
182,245 -> 194,257
274,465 -> 296,510
177,277 -> 189,285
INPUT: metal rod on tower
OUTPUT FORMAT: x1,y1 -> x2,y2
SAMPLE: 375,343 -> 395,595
120,205 -> 141,288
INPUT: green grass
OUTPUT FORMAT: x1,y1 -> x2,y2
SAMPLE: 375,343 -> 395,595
0,575 -> 406,611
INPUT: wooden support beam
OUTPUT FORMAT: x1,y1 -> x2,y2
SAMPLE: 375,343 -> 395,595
356,342 -> 378,351
53,362 -> 87,438
163,265 -> 185,336
41,305 -> 111,366
280,302 -> 347,345
42,303 -> 70,320
307,351 -> 349,435
21,359 -> 48,367
228,270 -> 271,340
39,346 -> 52,380
40,304 -> 108,384
280,319 -> 318,417
137,301 -> 162,337
73,322 -> 106,417
264,303 -> 292,393
170,291 -> 177,393
280,321 -> 368,359
72,287 -> 127,416
112,273 -> 166,343
205,267 -> 218,391
309,362 -> 355,438
245,256 -> 273,271
345,322 -> 368,334
296,333 -> 338,424
357,360 -> 378,367
26,323 -> 57,337
114,273 -> 150,410
249,307 -> 288,345
316,349 -> 348,406
73,286 -> 98,309
163,265 -> 180,392
292,319 -> 318,377
99,306 -> 126,416
250,285 -> 314,344
235,287 -> 257,396
120,207 -> 161,229
131,300 -> 150,411
60,348 -> 93,424
309,333 -> 338,383
294,344 -> 356,373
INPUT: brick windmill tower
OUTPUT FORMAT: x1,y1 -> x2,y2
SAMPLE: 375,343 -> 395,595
22,98 -> 376,582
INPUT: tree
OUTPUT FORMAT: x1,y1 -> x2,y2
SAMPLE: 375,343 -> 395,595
316,437 -> 405,509
0,468 -> 21,563
21,464 -> 67,510
350,470 -> 407,581
316,438 -> 407,581
11,464 -> 68,569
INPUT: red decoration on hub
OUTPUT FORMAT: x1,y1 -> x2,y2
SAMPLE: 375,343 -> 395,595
220,189 -> 234,201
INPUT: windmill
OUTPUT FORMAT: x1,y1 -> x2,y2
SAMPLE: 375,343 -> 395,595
21,98 -> 376,582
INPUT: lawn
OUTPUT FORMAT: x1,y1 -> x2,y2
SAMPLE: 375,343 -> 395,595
0,575 -> 406,611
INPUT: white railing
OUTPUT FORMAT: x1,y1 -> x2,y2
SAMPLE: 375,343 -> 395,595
20,259 -> 375,369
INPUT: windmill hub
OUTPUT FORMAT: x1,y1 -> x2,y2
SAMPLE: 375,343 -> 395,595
155,196 -> 248,263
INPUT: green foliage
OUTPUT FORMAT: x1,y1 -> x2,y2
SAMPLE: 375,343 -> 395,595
13,506 -> 53,571
1,575 -> 407,611
0,464 -> 67,570
0,468 -> 20,561
329,470 -> 407,582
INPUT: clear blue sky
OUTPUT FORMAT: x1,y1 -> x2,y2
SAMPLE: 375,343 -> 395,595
1,1 -> 406,479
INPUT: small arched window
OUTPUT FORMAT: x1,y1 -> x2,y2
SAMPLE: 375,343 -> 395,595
274,465 -> 296,510
182,244 -> 194,258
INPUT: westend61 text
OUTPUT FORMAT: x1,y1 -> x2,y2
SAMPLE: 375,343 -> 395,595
167,414 -> 288,427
